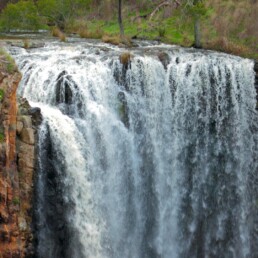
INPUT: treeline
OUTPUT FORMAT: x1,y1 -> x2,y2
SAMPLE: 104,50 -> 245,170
0,0 -> 205,31
0,0 -> 157,30
0,0 -> 92,31
0,0 -> 257,58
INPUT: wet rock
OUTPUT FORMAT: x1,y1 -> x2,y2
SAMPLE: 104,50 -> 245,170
118,91 -> 129,128
158,52 -> 170,69
17,97 -> 30,115
119,52 -> 132,69
56,71 -> 73,105
29,107 -> 42,127
254,61 -> 258,72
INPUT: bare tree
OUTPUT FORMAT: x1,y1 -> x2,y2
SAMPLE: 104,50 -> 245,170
118,0 -> 124,37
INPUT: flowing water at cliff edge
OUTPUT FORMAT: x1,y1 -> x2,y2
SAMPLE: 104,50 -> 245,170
9,41 -> 258,258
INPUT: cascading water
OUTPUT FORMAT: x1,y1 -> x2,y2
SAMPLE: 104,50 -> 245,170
9,41 -> 258,258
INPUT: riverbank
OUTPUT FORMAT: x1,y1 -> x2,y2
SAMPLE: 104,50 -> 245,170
0,33 -> 257,62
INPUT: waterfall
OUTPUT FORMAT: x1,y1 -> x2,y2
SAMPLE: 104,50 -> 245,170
10,42 -> 258,258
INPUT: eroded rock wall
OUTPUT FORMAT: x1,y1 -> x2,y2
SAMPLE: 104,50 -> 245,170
0,62 -> 40,258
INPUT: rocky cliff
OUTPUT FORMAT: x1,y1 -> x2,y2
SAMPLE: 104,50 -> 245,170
0,52 -> 40,258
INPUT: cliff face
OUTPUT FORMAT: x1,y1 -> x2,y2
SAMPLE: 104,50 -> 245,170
0,56 -> 40,258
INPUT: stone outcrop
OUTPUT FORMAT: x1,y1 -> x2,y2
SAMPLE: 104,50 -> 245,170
0,55 -> 41,257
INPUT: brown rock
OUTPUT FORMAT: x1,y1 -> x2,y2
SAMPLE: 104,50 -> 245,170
0,209 -> 9,223
0,59 -> 40,257
17,116 -> 32,128
16,121 -> 23,135
18,158 -> 34,171
11,231 -> 19,237
18,144 -> 34,155
20,128 -> 35,145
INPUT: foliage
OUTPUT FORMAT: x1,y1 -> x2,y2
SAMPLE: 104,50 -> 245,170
0,89 -> 4,102
79,27 -> 103,39
12,197 -> 20,205
0,48 -> 17,73
102,34 -> 121,45
182,0 -> 209,18
23,39 -> 30,49
52,27 -> 66,41
0,133 -> 4,143
204,37 -> 255,58
0,0 -> 43,31
37,0 -> 92,29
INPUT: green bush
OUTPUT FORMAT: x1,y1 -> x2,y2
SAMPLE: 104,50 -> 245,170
0,0 -> 44,31
0,133 -> 4,143
0,48 -> 17,73
0,89 -> 4,102
12,197 -> 20,205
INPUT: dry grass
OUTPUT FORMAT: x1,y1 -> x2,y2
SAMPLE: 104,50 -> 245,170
102,34 -> 132,47
205,37 -> 253,57
65,19 -> 88,33
207,0 -> 258,50
102,35 -> 121,45
52,27 -> 66,42
79,27 -> 103,39
23,39 -> 30,49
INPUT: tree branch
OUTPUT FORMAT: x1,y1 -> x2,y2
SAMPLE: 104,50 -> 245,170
132,0 -> 181,23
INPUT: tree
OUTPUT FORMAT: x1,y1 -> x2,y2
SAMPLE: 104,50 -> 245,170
118,0 -> 124,37
0,0 -> 42,31
0,0 -> 18,13
183,0 -> 207,48
37,0 -> 91,30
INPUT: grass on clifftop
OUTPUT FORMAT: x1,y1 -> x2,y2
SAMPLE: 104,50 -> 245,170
65,17 -> 257,59
64,1 -> 258,59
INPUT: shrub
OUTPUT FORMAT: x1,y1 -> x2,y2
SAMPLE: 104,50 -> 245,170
0,0 -> 43,31
0,133 -> 4,143
23,39 -> 30,49
102,35 -> 121,45
205,37 -> 252,57
0,48 -> 17,74
79,27 -> 103,39
102,34 -> 132,46
158,27 -> 166,38
52,27 -> 66,41
0,89 -> 4,102
12,197 -> 20,205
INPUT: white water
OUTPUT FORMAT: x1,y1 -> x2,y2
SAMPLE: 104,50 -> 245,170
10,41 -> 258,258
